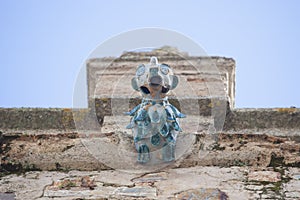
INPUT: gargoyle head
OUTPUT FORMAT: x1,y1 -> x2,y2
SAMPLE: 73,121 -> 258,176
131,57 -> 178,99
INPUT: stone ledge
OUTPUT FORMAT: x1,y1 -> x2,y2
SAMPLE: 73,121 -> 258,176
1,107 -> 300,131
0,108 -> 76,130
224,108 -> 300,130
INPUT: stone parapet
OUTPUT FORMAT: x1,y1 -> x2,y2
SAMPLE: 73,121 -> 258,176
224,108 -> 300,130
0,108 -> 75,130
1,107 -> 300,132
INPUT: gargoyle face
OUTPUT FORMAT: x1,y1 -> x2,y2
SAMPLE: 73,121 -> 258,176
131,57 -> 178,99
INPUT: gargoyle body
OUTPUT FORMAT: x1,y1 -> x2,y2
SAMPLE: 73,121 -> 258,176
125,57 -> 185,163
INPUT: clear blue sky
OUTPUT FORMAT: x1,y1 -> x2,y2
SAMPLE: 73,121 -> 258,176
0,0 -> 299,108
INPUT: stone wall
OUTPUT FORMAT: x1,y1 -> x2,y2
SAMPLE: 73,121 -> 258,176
1,48 -> 300,200
1,47 -> 299,180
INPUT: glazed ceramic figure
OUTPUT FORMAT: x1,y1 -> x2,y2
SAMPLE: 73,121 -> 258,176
125,57 -> 185,163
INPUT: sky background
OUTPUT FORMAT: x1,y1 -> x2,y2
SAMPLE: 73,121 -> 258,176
0,0 -> 299,108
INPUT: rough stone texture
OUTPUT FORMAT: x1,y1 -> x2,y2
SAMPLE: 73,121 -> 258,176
0,130 -> 111,175
1,119 -> 300,173
1,166 -> 300,200
224,108 -> 300,131
180,133 -> 300,168
0,171 -> 67,200
248,170 -> 281,182
0,108 -> 105,131
174,188 -> 228,200
1,112 -> 300,174
2,107 -> 300,133
0,108 -> 76,130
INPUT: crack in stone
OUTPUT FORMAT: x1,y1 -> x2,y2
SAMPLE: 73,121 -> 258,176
36,180 -> 53,199
130,171 -> 168,182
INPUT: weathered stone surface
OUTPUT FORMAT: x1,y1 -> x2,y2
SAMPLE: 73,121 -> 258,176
94,170 -> 137,187
174,188 -> 228,200
153,166 -> 247,199
1,167 -> 300,200
177,133 -> 300,168
224,108 -> 300,130
0,108 -> 76,130
285,191 -> 300,198
132,172 -> 167,184
0,193 -> 15,200
283,167 -> 300,198
245,184 -> 264,191
1,125 -> 300,173
44,187 -> 116,199
0,131 -> 111,173
0,108 -> 103,131
0,171 -> 67,200
87,47 -> 235,108
113,186 -> 157,198
248,170 -> 281,182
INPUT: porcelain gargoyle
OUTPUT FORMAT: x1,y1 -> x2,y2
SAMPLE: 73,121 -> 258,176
125,57 -> 186,163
